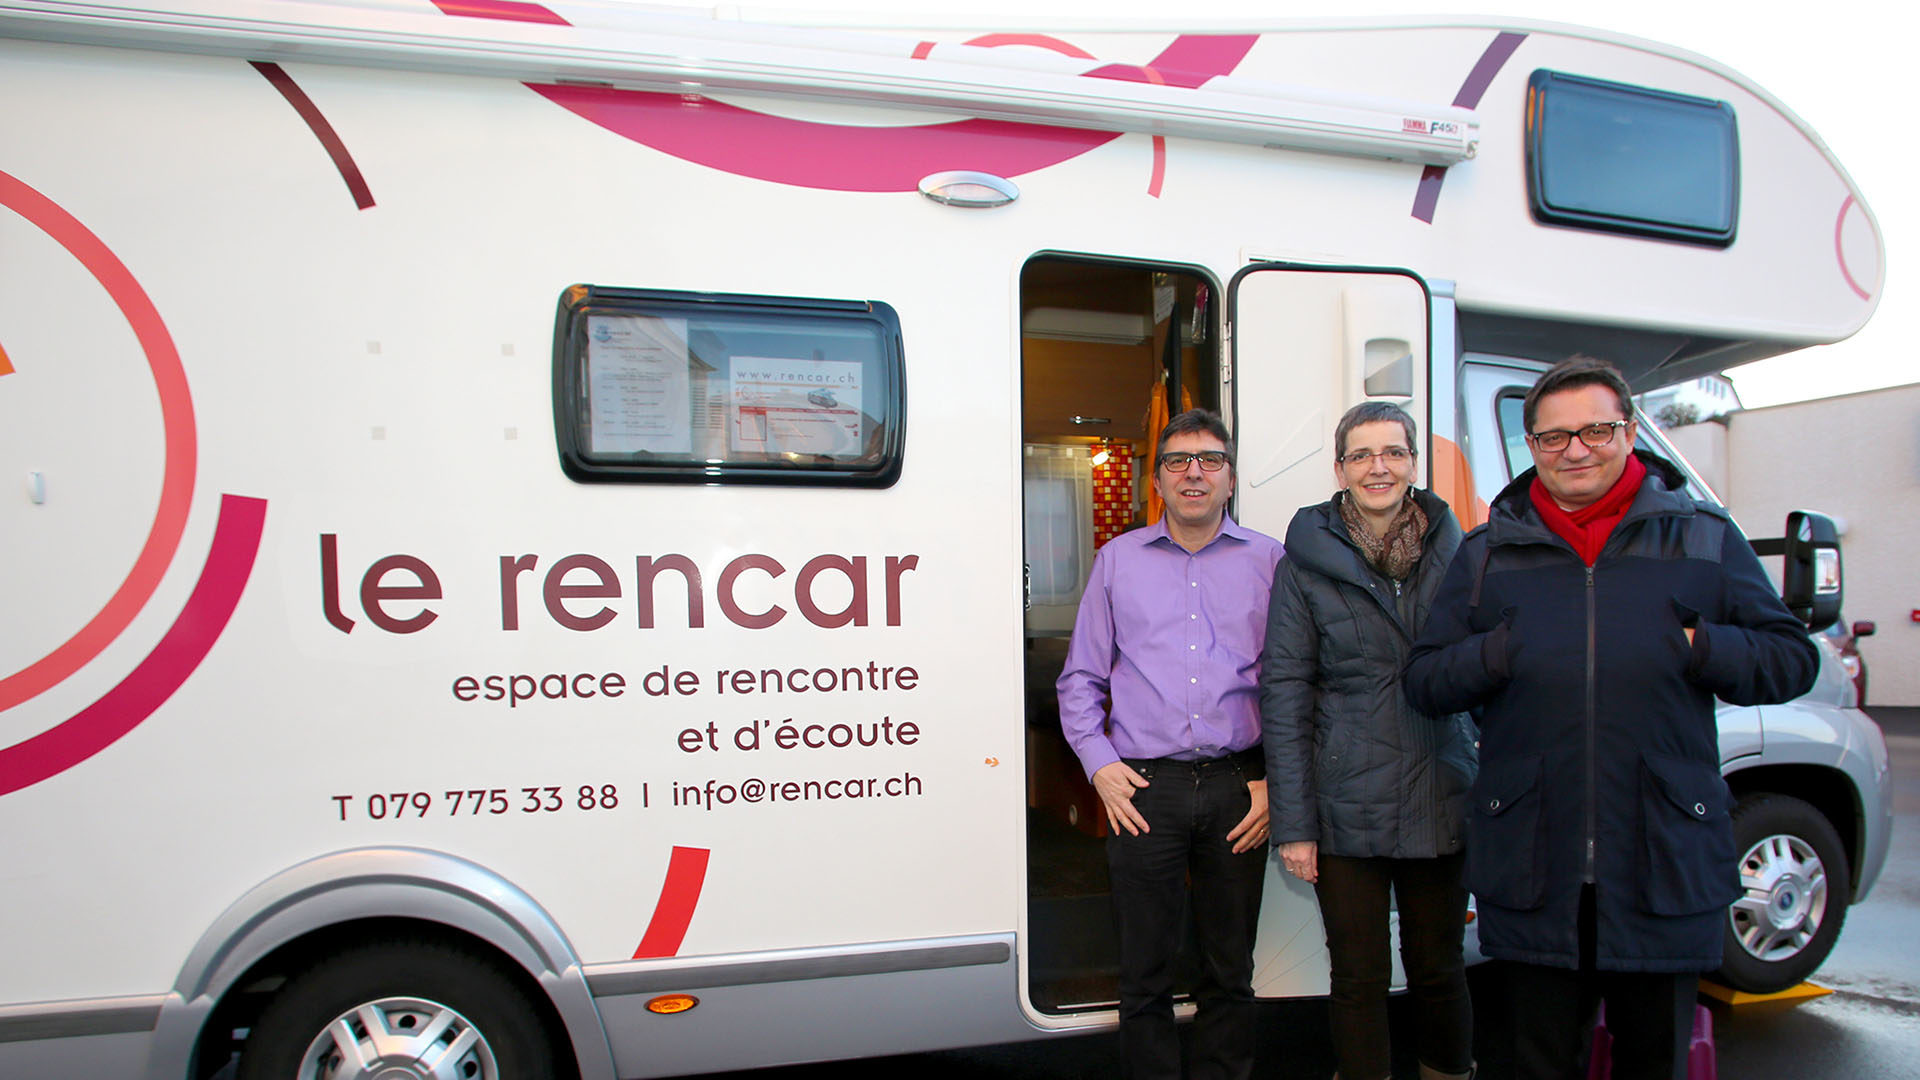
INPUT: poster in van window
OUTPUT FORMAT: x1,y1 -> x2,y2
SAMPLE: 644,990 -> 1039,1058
728,356 -> 864,456
586,315 -> 693,455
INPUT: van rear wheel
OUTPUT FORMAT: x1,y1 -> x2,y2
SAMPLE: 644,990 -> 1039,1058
235,938 -> 559,1080
1715,794 -> 1851,995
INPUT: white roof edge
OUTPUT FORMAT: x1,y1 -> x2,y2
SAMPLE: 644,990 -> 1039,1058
0,1 -> 1484,163
725,5 -> 1878,213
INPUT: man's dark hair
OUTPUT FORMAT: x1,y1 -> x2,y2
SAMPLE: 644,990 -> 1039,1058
1334,401 -> 1418,460
1156,408 -> 1235,464
1522,355 -> 1635,433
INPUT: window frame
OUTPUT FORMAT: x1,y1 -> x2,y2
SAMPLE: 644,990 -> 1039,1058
551,284 -> 906,487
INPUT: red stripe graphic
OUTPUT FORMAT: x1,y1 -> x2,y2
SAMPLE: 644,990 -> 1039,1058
633,846 -> 712,958
0,495 -> 267,798
1835,195 -> 1873,301
0,169 -> 197,713
962,34 -> 1096,59
251,62 -> 376,210
432,0 -> 568,24
0,342 -> 12,375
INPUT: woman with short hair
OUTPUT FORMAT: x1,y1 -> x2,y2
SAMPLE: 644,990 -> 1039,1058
1261,401 -> 1478,1080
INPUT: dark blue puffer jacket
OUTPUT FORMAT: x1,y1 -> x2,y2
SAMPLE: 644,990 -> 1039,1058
1261,487 -> 1477,859
1404,452 -> 1818,972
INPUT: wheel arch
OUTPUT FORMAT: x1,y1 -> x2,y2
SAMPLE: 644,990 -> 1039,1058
146,846 -> 617,1080
1723,763 -> 1864,894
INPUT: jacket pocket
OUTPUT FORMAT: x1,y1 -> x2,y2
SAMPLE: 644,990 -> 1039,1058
1466,753 -> 1545,911
1638,751 -> 1739,915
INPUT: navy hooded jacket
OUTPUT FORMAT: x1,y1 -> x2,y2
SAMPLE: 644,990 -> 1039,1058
1404,451 -> 1818,972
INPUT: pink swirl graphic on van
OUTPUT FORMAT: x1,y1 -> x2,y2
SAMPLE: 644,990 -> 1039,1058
0,496 -> 267,797
529,34 -> 1257,192
0,169 -> 197,713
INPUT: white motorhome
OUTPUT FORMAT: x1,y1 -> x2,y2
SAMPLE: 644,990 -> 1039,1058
0,2 -> 1891,1077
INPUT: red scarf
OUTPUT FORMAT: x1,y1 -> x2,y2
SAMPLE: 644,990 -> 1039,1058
1529,454 -> 1647,566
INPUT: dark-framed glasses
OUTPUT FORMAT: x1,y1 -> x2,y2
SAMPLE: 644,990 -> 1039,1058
1158,451 -> 1231,472
1340,446 -> 1415,468
1527,419 -> 1631,453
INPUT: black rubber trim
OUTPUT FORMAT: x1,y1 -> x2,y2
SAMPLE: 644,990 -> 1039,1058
0,1002 -> 161,1042
584,940 -> 1009,997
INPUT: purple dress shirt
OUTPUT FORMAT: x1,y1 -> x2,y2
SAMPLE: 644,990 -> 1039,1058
1056,517 -> 1285,780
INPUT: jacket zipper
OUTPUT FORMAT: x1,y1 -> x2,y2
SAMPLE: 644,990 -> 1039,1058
1584,564 -> 1597,884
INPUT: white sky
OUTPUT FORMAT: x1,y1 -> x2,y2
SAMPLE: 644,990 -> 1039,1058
684,0 -> 1908,409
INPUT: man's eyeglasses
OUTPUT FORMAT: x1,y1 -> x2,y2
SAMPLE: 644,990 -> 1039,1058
1527,420 -> 1631,453
1158,451 -> 1231,472
1339,446 -> 1415,468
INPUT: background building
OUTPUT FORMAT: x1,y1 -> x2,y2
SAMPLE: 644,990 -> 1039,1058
1662,383 -> 1920,705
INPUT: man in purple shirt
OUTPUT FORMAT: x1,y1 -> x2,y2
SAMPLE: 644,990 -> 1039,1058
1057,408 -> 1283,1080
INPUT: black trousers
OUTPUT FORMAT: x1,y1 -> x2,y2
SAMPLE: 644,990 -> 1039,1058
1507,885 -> 1698,1080
1106,754 -> 1266,1080
1314,852 -> 1474,1080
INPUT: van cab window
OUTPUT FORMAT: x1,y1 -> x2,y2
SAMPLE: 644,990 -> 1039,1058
553,285 -> 905,486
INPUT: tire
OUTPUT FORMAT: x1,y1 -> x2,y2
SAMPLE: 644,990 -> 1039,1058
235,938 -> 561,1080
1714,794 -> 1851,994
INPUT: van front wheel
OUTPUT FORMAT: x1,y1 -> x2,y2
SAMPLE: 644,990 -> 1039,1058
1715,794 -> 1851,995
235,938 -> 560,1080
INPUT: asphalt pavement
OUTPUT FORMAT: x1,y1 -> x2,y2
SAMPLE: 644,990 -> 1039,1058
680,706 -> 1920,1079
1711,705 -> 1920,1079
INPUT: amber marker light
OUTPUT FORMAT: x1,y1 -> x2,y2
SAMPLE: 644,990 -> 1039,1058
647,994 -> 699,1015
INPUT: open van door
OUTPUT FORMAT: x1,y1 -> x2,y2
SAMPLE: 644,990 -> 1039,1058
1229,264 -> 1433,541
1227,263 -> 1434,997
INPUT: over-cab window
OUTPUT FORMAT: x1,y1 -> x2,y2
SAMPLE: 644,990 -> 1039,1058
1525,70 -> 1739,247
553,285 -> 905,486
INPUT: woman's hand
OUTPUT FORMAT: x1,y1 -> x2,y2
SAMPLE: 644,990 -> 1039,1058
1280,840 -> 1318,883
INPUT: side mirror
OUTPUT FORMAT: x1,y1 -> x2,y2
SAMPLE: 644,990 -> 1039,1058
1780,510 -> 1842,632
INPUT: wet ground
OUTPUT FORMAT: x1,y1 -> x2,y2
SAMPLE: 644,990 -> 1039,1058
1710,705 -> 1920,1079
681,707 -> 1920,1079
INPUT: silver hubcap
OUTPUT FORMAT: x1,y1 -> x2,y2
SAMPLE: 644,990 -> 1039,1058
297,996 -> 497,1080
1729,832 -> 1828,963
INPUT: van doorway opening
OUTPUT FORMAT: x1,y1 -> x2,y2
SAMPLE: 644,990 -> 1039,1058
1020,254 -> 1220,1014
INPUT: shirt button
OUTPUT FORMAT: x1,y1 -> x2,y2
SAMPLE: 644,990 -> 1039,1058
1189,644 -> 1196,650
1190,614 -> 1197,620
1190,677 -> 1198,684
1192,714 -> 1200,720
1190,581 -> 1197,587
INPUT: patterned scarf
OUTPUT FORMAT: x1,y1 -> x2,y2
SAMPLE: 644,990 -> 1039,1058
1338,489 -> 1428,582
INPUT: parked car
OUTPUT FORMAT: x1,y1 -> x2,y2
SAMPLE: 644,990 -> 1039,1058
1823,617 -> 1876,706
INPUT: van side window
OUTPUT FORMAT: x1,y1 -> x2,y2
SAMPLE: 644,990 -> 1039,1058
552,285 -> 905,486
1525,70 -> 1739,247
1495,392 -> 1531,480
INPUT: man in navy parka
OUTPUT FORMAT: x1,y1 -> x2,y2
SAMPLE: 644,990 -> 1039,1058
1404,356 -> 1817,1080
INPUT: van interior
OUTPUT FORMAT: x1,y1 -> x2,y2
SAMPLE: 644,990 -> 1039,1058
1020,254 -> 1219,1013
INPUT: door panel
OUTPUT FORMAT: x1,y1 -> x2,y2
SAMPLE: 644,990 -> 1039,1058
1230,265 -> 1432,540
1227,263 -> 1432,998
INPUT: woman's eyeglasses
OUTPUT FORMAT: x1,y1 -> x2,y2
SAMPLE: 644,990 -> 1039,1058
1339,446 -> 1414,468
